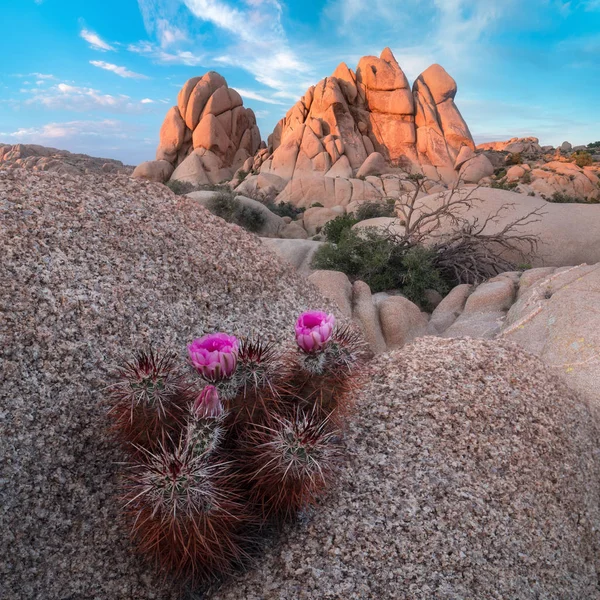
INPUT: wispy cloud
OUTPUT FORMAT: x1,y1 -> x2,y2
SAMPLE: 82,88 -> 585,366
136,0 -> 314,102
128,41 -> 205,66
80,28 -> 116,52
23,82 -> 152,113
90,60 -> 149,79
1,119 -> 128,141
235,88 -> 287,105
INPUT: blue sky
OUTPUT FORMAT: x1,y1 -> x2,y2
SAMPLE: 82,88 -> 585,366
1,0 -> 599,165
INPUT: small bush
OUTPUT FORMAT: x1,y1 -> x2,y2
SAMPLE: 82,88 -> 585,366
494,168 -> 507,179
571,151 -> 593,168
355,200 -> 396,221
237,169 -> 248,183
310,202 -> 324,208
506,152 -> 523,166
521,171 -> 532,184
166,180 -> 197,195
206,192 -> 266,233
548,192 -> 580,203
491,178 -> 518,191
321,213 -> 359,243
264,201 -> 305,219
587,141 -> 600,150
312,228 -> 447,306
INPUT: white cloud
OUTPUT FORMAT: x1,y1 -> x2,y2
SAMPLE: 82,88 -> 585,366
136,0 -> 313,101
80,28 -> 116,52
140,98 -> 155,103
128,41 -> 205,66
235,88 -> 286,105
155,19 -> 188,47
1,119 -> 127,141
90,60 -> 149,79
24,82 -> 151,113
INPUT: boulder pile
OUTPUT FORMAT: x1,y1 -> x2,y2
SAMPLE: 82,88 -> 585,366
133,72 -> 261,185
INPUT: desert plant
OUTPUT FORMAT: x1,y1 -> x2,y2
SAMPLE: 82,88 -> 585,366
490,177 -> 518,191
571,150 -> 593,168
166,180 -> 198,195
264,201 -> 305,219
310,202 -> 324,208
321,213 -> 359,243
109,315 -> 364,585
206,193 -> 266,233
547,192 -> 584,203
355,199 -> 396,221
521,171 -> 532,184
506,152 -> 523,165
314,175 -> 544,297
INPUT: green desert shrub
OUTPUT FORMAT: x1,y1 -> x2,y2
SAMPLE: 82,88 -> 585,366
321,213 -> 360,243
506,152 -> 523,165
312,228 -> 447,306
586,141 -> 600,150
206,192 -> 266,233
166,180 -> 197,195
355,199 -> 396,221
264,201 -> 305,219
310,202 -> 324,208
521,171 -> 532,184
571,151 -> 593,168
548,192 -> 581,203
491,178 -> 518,191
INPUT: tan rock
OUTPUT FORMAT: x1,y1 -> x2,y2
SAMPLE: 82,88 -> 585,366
428,283 -> 472,334
415,64 -> 457,104
303,206 -> 342,236
156,106 -> 186,161
261,238 -> 323,273
177,76 -> 201,117
325,155 -> 353,179
351,280 -> 387,354
308,270 -> 353,318
170,150 -> 209,185
377,295 -> 428,349
356,152 -> 388,178
132,160 -> 174,183
459,154 -> 494,183
184,79 -> 213,131
193,113 -> 231,157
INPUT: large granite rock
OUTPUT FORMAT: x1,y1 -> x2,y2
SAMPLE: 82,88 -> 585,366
208,337 -> 600,599
0,167 -> 335,599
254,48 -> 476,205
133,72 -> 262,185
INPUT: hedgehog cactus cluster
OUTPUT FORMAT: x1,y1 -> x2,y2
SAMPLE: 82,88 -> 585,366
108,311 -> 365,585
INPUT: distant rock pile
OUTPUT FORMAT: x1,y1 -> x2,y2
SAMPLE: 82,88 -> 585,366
133,72 -> 262,185
240,48 -> 479,206
0,143 -> 132,175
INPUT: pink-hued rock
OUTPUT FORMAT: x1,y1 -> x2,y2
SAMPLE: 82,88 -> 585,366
356,152 -> 388,178
156,107 -> 186,162
459,153 -> 494,183
145,72 -> 261,187
250,49 -> 473,206
132,159 -> 174,183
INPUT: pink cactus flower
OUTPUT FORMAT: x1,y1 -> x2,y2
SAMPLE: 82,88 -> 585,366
295,311 -> 336,353
193,385 -> 223,418
188,333 -> 239,381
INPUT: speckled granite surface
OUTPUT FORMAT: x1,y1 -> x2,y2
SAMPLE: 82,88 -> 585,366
208,338 -> 600,600
0,167 -> 335,599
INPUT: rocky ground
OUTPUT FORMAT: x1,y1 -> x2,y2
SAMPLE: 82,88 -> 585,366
0,167 -> 335,599
0,143 -> 133,176
2,162 -> 600,599
208,338 -> 600,599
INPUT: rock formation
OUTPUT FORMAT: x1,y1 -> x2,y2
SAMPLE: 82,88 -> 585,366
0,143 -> 133,175
209,338 -> 600,599
133,72 -> 262,185
0,166 -> 336,599
240,48 -> 477,206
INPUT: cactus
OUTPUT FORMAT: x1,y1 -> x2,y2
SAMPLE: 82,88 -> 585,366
109,311 -> 365,586
241,407 -> 342,522
108,348 -> 191,452
123,440 -> 250,584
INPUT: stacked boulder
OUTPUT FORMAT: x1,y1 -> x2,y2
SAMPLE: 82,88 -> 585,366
240,48 -> 478,206
133,72 -> 262,185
